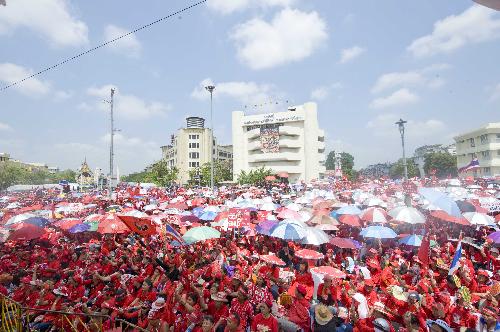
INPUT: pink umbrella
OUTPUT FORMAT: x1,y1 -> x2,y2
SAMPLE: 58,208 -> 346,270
311,266 -> 346,279
8,223 -> 47,241
277,208 -> 301,220
361,207 -> 388,224
54,218 -> 83,230
329,237 -> 357,249
97,214 -> 129,234
295,249 -> 324,260
260,254 -> 286,266
338,215 -> 361,227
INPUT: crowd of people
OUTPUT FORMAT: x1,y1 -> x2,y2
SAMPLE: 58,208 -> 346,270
0,178 -> 499,332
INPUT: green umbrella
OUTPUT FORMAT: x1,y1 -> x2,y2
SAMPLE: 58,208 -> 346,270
182,226 -> 221,244
84,221 -> 99,232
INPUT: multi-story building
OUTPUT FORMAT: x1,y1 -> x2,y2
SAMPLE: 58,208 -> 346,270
231,102 -> 326,183
161,117 -> 233,184
359,163 -> 393,178
454,122 -> 500,177
413,143 -> 456,177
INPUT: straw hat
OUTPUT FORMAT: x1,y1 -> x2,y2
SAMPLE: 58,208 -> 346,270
373,302 -> 390,316
388,285 -> 407,302
314,304 -> 333,325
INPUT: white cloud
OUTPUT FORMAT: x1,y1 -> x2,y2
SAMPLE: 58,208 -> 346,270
230,8 -> 328,70
0,122 -> 12,131
367,113 -> 446,140
0,63 -> 50,96
408,5 -> 500,57
489,83 -> 500,101
370,88 -> 419,109
310,82 -> 342,101
371,64 -> 450,94
104,24 -> 141,57
191,78 -> 283,110
339,46 -> 365,64
86,84 -> 171,120
0,0 -> 88,47
207,0 -> 294,15
53,90 -> 73,102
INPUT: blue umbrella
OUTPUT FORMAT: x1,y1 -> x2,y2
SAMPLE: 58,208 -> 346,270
192,207 -> 204,217
419,188 -> 461,218
256,220 -> 279,236
199,211 -> 218,221
69,223 -> 91,233
269,221 -> 307,241
23,217 -> 50,228
360,225 -> 397,239
399,234 -> 422,246
336,205 -> 362,215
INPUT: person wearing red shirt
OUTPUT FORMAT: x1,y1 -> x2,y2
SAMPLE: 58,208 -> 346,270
357,278 -> 378,306
121,301 -> 151,330
295,262 -> 314,287
229,288 -> 253,330
251,300 -> 278,332
317,275 -> 340,307
208,291 -> 230,325
278,284 -> 310,332
247,272 -> 273,309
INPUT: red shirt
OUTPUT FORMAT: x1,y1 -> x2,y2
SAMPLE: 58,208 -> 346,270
207,301 -> 229,323
230,298 -> 253,329
251,313 -> 279,332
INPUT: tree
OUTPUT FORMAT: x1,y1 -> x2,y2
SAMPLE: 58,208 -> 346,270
49,169 -> 77,183
148,160 -> 178,187
0,162 -> 28,190
121,170 -> 151,183
424,152 -> 457,178
190,160 -> 233,186
325,151 -> 356,180
237,167 -> 273,185
389,158 -> 419,179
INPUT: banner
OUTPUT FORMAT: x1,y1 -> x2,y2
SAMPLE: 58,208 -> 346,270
260,125 -> 280,153
227,208 -> 251,229
117,215 -> 157,236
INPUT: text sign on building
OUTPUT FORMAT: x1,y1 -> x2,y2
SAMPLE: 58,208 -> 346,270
243,113 -> 304,126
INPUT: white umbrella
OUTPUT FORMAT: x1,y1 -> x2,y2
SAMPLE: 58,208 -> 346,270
260,202 -> 278,211
5,213 -> 37,226
286,203 -> 302,212
388,206 -> 426,224
301,227 -> 330,245
462,212 -> 495,226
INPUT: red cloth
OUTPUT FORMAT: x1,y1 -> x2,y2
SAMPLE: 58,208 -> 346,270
251,313 -> 279,332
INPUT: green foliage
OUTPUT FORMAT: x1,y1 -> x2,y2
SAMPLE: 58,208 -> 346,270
148,160 -> 178,187
0,162 -> 77,190
121,170 -> 152,183
189,160 -> 233,186
325,151 -> 356,180
389,158 -> 419,179
237,167 -> 273,185
424,152 -> 457,178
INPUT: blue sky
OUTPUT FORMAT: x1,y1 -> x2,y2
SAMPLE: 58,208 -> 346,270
1,0 -> 499,174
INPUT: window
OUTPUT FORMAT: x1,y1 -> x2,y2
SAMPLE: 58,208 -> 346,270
480,134 -> 488,144
469,138 -> 475,147
481,150 -> 490,158
189,134 -> 199,140
189,162 -> 199,168
189,143 -> 200,149
483,167 -> 491,175
189,152 -> 199,159
497,150 -> 500,156
496,133 -> 500,141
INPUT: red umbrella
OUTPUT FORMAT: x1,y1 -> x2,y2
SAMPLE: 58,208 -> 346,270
265,175 -> 276,181
496,214 -> 500,222
430,210 -> 470,226
54,218 -> 83,230
277,172 -> 289,178
260,254 -> 286,266
117,215 -> 157,236
361,207 -> 388,223
295,249 -> 324,260
16,204 -> 43,213
277,208 -> 301,220
97,214 -> 129,234
338,214 -> 361,227
329,237 -> 357,249
166,202 -> 188,210
7,223 -> 47,241
310,266 -> 346,279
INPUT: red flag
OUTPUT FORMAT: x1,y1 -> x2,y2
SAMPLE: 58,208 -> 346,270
117,215 -> 157,236
418,235 -> 430,268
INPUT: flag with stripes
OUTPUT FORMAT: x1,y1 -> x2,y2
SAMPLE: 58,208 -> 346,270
165,224 -> 185,244
458,158 -> 480,173
448,241 -> 462,275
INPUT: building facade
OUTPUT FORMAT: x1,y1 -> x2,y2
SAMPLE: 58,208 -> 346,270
232,102 -> 326,183
161,117 -> 233,184
413,143 -> 456,178
454,122 -> 500,177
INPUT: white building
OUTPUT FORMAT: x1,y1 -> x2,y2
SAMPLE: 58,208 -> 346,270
161,117 -> 233,184
232,102 -> 326,183
454,122 -> 500,177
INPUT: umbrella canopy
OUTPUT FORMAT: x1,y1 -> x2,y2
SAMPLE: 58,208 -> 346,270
360,225 -> 397,239
97,214 -> 129,234
295,248 -> 324,260
277,208 -> 302,220
455,200 -> 477,213
269,221 -> 307,241
54,218 -> 83,230
199,211 -> 218,221
5,213 -> 37,226
308,214 -> 340,226
337,214 -> 361,227
487,231 -> 500,244
19,217 -> 50,228
336,205 -> 362,215
260,202 -> 278,211
310,266 -> 346,279
182,226 -> 221,244
329,237 -> 357,249
7,223 -> 47,241
399,234 -> 422,246
419,188 -> 462,218
286,203 -> 302,212
315,224 -> 339,231
301,227 -> 330,246
462,212 -> 495,226
256,220 -> 279,235
260,254 -> 286,266
388,206 -> 426,224
69,223 -> 91,233
431,210 -> 470,226
265,175 -> 276,181
361,207 -> 388,224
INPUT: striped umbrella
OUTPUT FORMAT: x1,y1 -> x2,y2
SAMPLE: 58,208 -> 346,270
360,225 -> 397,239
388,206 -> 425,224
361,207 -> 388,224
269,221 -> 307,241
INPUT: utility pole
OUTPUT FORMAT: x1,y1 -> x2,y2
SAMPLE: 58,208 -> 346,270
205,85 -> 215,191
108,88 -> 115,198
396,118 -> 408,181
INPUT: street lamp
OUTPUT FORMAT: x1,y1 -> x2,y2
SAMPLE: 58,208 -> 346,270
395,118 -> 408,181
205,85 -> 215,191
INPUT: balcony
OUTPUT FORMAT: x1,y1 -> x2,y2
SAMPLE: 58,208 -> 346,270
248,152 -> 302,163
247,137 -> 302,151
280,126 -> 301,136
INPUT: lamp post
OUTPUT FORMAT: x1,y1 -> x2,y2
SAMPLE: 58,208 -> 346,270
205,85 -> 215,191
395,118 -> 408,181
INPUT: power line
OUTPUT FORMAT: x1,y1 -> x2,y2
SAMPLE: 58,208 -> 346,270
0,0 -> 207,92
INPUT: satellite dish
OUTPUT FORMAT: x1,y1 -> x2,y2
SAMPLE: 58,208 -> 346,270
473,0 -> 500,10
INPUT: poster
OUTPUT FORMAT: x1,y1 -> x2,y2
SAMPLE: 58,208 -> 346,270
260,125 -> 280,153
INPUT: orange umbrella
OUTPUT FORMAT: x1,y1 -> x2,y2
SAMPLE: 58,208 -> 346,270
295,248 -> 324,260
97,214 -> 129,234
430,210 -> 470,226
